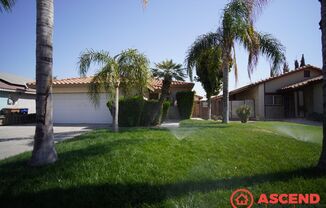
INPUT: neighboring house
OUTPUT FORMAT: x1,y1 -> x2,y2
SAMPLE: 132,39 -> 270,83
0,72 -> 35,114
211,65 -> 323,120
28,77 -> 194,124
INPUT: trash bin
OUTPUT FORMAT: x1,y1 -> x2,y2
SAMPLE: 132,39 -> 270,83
19,108 -> 28,115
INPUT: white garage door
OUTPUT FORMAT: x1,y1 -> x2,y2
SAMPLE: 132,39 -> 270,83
53,93 -> 112,124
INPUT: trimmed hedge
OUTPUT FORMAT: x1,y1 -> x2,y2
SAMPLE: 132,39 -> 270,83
118,97 -> 144,127
176,91 -> 195,120
110,96 -> 163,127
141,99 -> 161,126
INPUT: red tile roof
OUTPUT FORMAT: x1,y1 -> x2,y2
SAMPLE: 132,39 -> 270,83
28,77 -> 194,90
280,75 -> 322,91
150,79 -> 194,90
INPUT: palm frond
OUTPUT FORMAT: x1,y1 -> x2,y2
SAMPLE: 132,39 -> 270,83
87,67 -> 113,107
152,59 -> 186,81
117,48 -> 150,95
186,32 -> 223,80
243,0 -> 269,21
257,32 -> 286,76
77,49 -> 111,77
0,0 -> 15,12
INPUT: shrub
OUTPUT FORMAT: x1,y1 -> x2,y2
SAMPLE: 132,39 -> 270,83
118,96 -> 144,127
176,91 -> 195,120
161,101 -> 171,123
141,99 -> 161,126
236,104 -> 251,123
108,97 -> 165,127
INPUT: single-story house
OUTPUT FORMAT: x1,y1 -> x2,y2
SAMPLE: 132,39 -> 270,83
0,72 -> 35,114
29,77 -> 194,124
211,65 -> 323,120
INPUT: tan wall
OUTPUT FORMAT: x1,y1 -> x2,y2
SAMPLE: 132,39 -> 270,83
304,86 -> 314,115
230,84 -> 263,120
313,82 -> 323,114
265,69 -> 321,93
257,84 -> 265,120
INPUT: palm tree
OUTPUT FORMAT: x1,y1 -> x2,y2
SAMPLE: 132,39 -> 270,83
186,32 -> 223,120
0,0 -> 15,12
30,0 -> 58,166
220,0 -> 286,123
318,0 -> 326,170
151,60 -> 186,122
152,60 -> 186,103
78,48 -> 150,132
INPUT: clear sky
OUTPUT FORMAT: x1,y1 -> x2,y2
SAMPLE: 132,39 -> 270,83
0,0 -> 322,97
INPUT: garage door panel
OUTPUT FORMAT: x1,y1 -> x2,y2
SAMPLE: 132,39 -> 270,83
53,93 -> 112,124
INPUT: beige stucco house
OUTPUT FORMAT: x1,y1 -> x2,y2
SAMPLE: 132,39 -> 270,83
211,65 -> 323,120
29,77 -> 194,124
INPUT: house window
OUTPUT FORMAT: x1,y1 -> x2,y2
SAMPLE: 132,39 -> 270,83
265,95 -> 283,105
304,70 -> 310,78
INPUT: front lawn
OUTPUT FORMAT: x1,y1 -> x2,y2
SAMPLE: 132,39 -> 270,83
0,120 -> 325,207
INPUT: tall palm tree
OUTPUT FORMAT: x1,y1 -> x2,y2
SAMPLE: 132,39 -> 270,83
151,60 -> 186,122
21,0 -> 148,166
30,0 -> 58,166
220,0 -> 286,123
186,32 -> 223,120
0,0 -> 15,12
318,0 -> 326,170
78,48 -> 150,132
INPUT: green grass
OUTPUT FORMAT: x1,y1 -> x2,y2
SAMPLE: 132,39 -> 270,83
0,120 -> 325,208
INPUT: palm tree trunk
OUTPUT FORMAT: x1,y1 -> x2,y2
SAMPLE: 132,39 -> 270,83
114,85 -> 119,132
153,78 -> 171,124
222,66 -> 229,123
30,0 -> 57,166
207,97 -> 212,120
318,0 -> 326,170
222,47 -> 230,124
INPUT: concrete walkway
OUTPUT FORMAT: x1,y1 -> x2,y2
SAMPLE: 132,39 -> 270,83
160,120 -> 180,128
283,118 -> 322,126
0,124 -> 109,160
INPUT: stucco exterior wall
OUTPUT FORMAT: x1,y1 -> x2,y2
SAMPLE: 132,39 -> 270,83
265,69 -> 321,93
313,82 -> 323,114
230,84 -> 263,120
257,84 -> 265,120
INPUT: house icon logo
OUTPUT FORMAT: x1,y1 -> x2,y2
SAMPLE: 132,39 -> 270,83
230,188 -> 254,208
236,193 -> 249,205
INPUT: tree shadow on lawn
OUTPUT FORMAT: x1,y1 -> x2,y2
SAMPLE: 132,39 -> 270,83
0,138 -> 146,194
1,166 -> 325,208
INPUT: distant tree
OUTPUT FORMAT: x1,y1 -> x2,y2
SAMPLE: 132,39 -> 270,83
0,0 -> 15,12
294,59 -> 299,69
283,62 -> 290,74
186,32 -> 223,119
300,54 -> 306,67
78,48 -> 150,132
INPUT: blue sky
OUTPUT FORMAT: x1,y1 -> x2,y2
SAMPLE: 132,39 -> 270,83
0,0 -> 321,96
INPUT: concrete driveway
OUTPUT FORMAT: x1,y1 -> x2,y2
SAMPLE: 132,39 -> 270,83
0,124 -> 110,160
